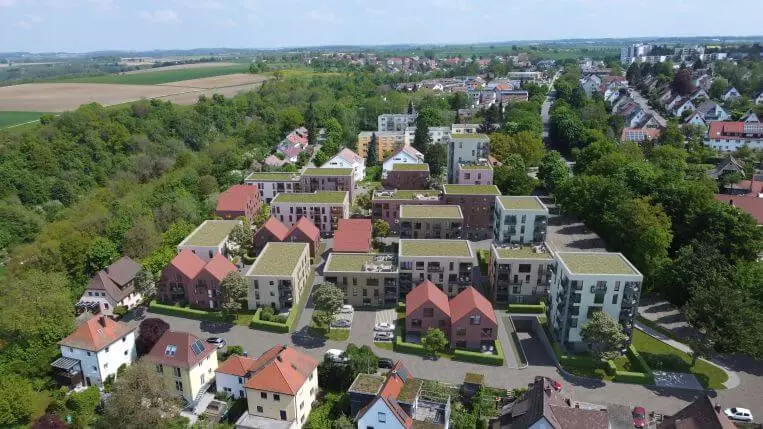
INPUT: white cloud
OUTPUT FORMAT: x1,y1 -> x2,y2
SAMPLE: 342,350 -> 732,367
138,9 -> 180,23
0,0 -> 16,7
240,0 -> 257,12
88,0 -> 117,12
430,0 -> 474,11
17,13 -> 42,28
306,10 -> 335,22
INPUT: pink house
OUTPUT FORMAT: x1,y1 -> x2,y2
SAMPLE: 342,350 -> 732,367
449,287 -> 497,350
405,280 -> 451,338
456,163 -> 493,185
157,250 -> 237,310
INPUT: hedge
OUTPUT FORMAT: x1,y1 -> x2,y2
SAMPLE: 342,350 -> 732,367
507,302 -> 546,314
249,308 -> 289,333
452,341 -> 505,366
604,360 -> 617,376
613,370 -> 654,384
394,335 -> 427,356
627,345 -> 652,374
149,301 -> 230,322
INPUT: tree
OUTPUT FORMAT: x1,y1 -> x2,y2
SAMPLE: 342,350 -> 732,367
229,219 -> 253,257
252,204 -> 270,228
424,143 -> 447,178
333,416 -> 354,429
613,197 -> 672,278
366,132 -> 379,167
626,62 -> 642,83
489,131 -> 545,166
671,69 -> 695,96
580,312 -> 628,360
312,282 -> 344,329
412,115 -> 432,154
345,343 -> 379,378
421,327 -> 448,358
688,333 -> 716,367
659,121 -> 684,147
220,271 -> 247,313
709,77 -> 729,100
136,318 -> 170,356
32,413 -> 68,429
134,268 -> 156,298
372,219 -> 391,237
493,154 -> 536,195
407,100 -> 414,114
538,150 -> 569,192
306,101 -> 317,146
0,374 -> 35,427
99,360 -> 181,429
85,236 -> 119,275
66,386 -> 101,429
123,218 -> 159,259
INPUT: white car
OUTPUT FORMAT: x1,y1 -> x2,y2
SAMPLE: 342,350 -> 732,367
374,322 -> 395,332
374,332 -> 394,341
339,305 -> 354,314
324,349 -> 348,363
724,407 -> 753,422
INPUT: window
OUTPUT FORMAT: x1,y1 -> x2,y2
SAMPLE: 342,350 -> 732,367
309,373 -> 313,380
593,293 -> 605,305
469,315 -> 482,325
612,294 -> 618,305
310,387 -> 315,395
68,347 -> 74,353
423,308 -> 434,317
105,346 -> 109,353
378,412 -> 386,422
300,401 -> 304,410
456,328 -> 466,337
124,350 -> 128,356
256,406 -> 263,413
92,365 -> 98,371
411,319 -> 422,327
261,392 -> 267,399
175,381 -> 183,392
614,281 -> 620,291
280,410 -> 287,420
156,364 -> 163,373
518,264 -> 531,273
173,367 -> 181,378
273,394 -> 280,401
238,377 -> 243,384
86,351 -> 91,357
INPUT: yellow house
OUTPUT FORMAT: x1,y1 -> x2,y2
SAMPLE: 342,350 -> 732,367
145,331 -> 218,405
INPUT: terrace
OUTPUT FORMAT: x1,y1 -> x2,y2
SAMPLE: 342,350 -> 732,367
373,190 -> 442,201
271,191 -> 348,204
443,184 -> 501,196
494,244 -> 553,260
497,196 -> 546,211
246,243 -> 307,277
400,205 -> 462,219
325,253 -> 398,273
451,133 -> 489,140
399,239 -> 472,258
557,252 -> 639,276
244,172 -> 301,181
180,220 -> 239,247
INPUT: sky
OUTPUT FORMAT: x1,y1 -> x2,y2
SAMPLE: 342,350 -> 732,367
0,0 -> 761,53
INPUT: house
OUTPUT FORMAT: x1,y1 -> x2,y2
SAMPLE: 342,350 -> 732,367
53,316 -> 137,388
456,159 -> 493,185
705,121 -> 763,151
715,194 -> 763,225
382,145 -> 425,173
449,287 -> 498,350
755,91 -> 763,105
684,111 -> 707,127
216,185 -> 263,224
672,98 -> 695,117
234,345 -> 319,429
706,154 -> 746,179
696,101 -> 730,122
447,135 -> 489,183
157,250 -> 237,310
658,396 -> 736,429
689,88 -> 709,101
443,184 -> 502,240
324,253 -> 399,307
399,205 -> 463,239
245,243 -> 311,310
742,110 -> 760,123
300,167 -> 355,201
489,243 -> 553,304
264,155 -> 286,168
451,123 -> 481,135
323,148 -> 366,182
636,113 -> 663,129
722,87 -> 742,102
284,216 -> 321,258
383,163 -> 430,190
253,217 -> 290,255
76,256 -> 142,316
405,280 -> 452,339
270,191 -> 350,236
580,75 -> 602,98
177,219 -> 241,262
492,196 -> 549,245
244,172 -> 301,204
619,127 -> 662,143
332,219 -> 373,253
357,131 -> 407,160
372,190 -> 443,233
276,127 -> 311,163
398,239 -> 475,297
146,331 -> 218,406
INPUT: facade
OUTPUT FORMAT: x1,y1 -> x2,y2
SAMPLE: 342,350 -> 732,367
456,161 -> 493,185
271,191 -> 350,235
299,167 -> 355,201
76,256 -> 142,316
215,355 -> 252,400
398,239 -> 475,297
245,243 -> 311,310
322,148 -> 366,182
378,113 -> 417,132
324,253 -> 399,307
357,131 -> 406,160
332,219 -> 373,253
447,134 -> 490,183
405,280 -> 452,338
449,287 -> 498,350
383,163 -> 430,190
399,205 -> 463,239
215,185 -> 263,223
548,252 -> 643,351
157,250 -> 237,310
381,145 -> 424,173
146,331 -> 218,405
372,190 -> 442,233
284,217 -> 322,258
489,244 -> 553,304
443,184 -> 501,240
404,126 -> 452,145
253,217 -> 290,255
492,196 -> 549,245
177,219 -> 240,262
451,124 -> 480,135
705,121 -> 763,151
244,172 -> 302,204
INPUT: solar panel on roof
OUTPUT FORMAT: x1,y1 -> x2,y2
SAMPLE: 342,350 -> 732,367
190,340 -> 205,356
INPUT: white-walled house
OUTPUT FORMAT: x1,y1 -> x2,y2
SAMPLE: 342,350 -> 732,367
177,219 -> 240,262
322,148 -> 366,182
356,396 -> 411,429
53,316 -> 137,388
722,87 -> 742,102
76,256 -> 143,316
382,146 -> 424,173
215,355 -> 253,399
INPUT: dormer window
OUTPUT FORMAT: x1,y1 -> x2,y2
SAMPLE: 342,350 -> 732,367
165,345 -> 177,357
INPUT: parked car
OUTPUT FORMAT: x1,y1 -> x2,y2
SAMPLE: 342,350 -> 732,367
374,322 -> 395,332
332,319 -> 352,328
547,378 -> 562,391
339,305 -> 354,314
378,358 -> 394,369
632,406 -> 646,428
324,349 -> 348,363
725,407 -> 753,422
206,337 -> 226,349
374,332 -> 394,341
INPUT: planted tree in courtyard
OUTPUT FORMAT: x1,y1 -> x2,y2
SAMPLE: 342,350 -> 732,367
421,327 -> 448,358
312,282 -> 344,330
229,218 -> 254,258
372,219 -> 391,238
580,312 -> 628,360
220,271 -> 247,313
366,132 -> 379,167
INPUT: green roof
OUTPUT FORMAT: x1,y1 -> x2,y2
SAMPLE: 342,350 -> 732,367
494,245 -> 553,260
302,168 -> 353,176
181,220 -> 239,247
247,243 -> 308,277
497,196 -> 546,211
399,239 -> 472,258
392,163 -> 429,171
348,374 -> 385,394
451,133 -> 489,140
271,191 -> 348,204
558,252 -> 639,276
400,205 -> 462,219
325,253 -> 397,272
372,190 -> 441,201
245,172 -> 300,181
459,163 -> 492,170
398,378 -> 423,403
443,184 -> 501,196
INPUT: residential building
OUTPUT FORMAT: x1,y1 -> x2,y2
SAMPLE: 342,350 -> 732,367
398,239 -> 475,297
215,354 -> 253,400
690,88 -> 709,102
215,184 -> 263,224
399,205 -> 463,239
705,121 -> 763,151
404,126 -> 452,145
53,316 -> 137,388
715,194 -> 763,225
146,331 -> 218,406
332,219 -> 373,253
322,148 -> 366,182
493,196 -> 549,244
548,252 -> 643,351
489,244 -> 553,304
324,253 -> 399,307
451,123 -> 481,135
357,131 -> 407,160
233,345 -> 319,429
271,191 -> 350,236
456,159 -> 493,185
405,280 -> 452,338
381,145 -> 425,173
722,87 -> 742,102
443,184 -> 501,240
696,101 -> 730,122
684,111 -> 707,128
447,134 -> 490,183
383,163 -> 430,190
245,243 -> 311,310
284,217 -> 322,258
157,250 -> 237,310
276,127 -> 311,163
299,167 -> 355,201
620,43 -> 652,64
76,256 -> 142,316
253,217 -> 291,255
706,154 -> 746,179
372,190 -> 443,233
619,127 -> 661,143
755,91 -> 763,105
449,287 -> 498,350
177,220 -> 240,262
244,172 -> 302,204
657,396 -> 737,429
378,113 -> 418,132
671,98 -> 695,117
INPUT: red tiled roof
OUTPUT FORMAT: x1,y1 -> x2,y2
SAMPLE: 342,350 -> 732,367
356,362 -> 414,428
216,355 -> 257,377
216,185 -> 258,213
335,148 -> 362,164
289,217 -> 320,242
260,217 -> 290,241
449,286 -> 497,325
59,316 -> 136,352
145,331 -> 214,368
714,194 -> 763,224
333,219 -> 372,253
708,121 -> 745,138
169,249 -> 206,280
244,345 -> 318,395
406,280 -> 451,318
203,252 -> 237,281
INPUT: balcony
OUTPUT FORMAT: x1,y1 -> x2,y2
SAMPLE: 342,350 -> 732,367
426,265 -> 444,273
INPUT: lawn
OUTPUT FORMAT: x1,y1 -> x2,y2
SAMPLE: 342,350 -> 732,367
632,329 -> 728,389
373,341 -> 393,351
0,111 -> 48,128
58,65 -> 249,85
308,323 -> 350,341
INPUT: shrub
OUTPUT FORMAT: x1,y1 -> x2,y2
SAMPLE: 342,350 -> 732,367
113,305 -> 128,318
250,308 -> 289,333
396,302 -> 406,313
613,371 -> 654,384
627,345 -> 652,373
452,342 -> 505,366
242,254 -> 256,265
274,315 -> 288,324
604,360 -> 617,376
149,301 -> 228,322
507,302 -> 546,314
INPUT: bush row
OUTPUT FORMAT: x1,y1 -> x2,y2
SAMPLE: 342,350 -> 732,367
627,345 -> 652,374
249,308 -> 289,333
613,370 -> 654,384
452,341 -> 505,366
507,302 -> 546,314
149,301 -> 229,322
604,360 -> 618,376
393,335 -> 427,356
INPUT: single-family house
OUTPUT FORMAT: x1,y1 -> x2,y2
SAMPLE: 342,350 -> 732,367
382,145 -> 425,173
215,185 -> 263,224
722,87 -> 742,102
405,280 -> 452,339
323,148 -> 366,182
706,154 -> 746,179
672,98 -> 695,117
657,396 -> 737,429
620,128 -> 662,143
76,256 -> 142,316
276,127 -> 311,163
253,217 -> 291,255
690,88 -> 709,101
742,111 -> 760,123
684,111 -> 707,127
696,101 -> 730,122
755,91 -> 763,105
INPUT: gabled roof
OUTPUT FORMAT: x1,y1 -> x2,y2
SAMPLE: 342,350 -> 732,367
406,280 -> 451,318
385,145 -> 424,163
146,331 -> 214,368
59,316 -> 136,352
657,396 -> 736,429
85,256 -> 141,303
449,286 -> 497,325
332,219 -> 372,253
258,217 -> 290,241
244,345 -> 318,395
708,121 -> 745,138
355,361 -> 414,428
715,194 -> 763,225
216,185 -> 259,213
169,249 -> 206,280
216,355 -> 256,377
203,252 -> 237,281
288,216 -> 320,242
333,148 -> 363,165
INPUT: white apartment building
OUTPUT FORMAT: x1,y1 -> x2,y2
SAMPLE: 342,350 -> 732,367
245,242 -> 311,311
378,113 -> 417,132
447,134 -> 489,183
620,43 -> 652,64
398,239 -> 475,297
489,243 -> 553,304
493,196 -> 549,245
404,126 -> 452,145
270,191 -> 349,235
177,219 -> 240,262
451,124 -> 481,135
243,172 -> 302,203
548,252 -> 643,351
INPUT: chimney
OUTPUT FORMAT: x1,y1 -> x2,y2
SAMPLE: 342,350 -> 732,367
715,404 -> 722,413
98,316 -> 107,327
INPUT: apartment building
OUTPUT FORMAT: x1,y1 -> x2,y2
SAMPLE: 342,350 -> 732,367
705,121 -> 763,152
245,243 -> 311,310
451,123 -> 480,135
157,251 -> 237,310
324,253 -> 399,307
215,184 -> 262,224
372,189 -> 442,233
399,205 -> 463,239
447,134 -> 490,183
443,184 -> 501,240
398,239 -> 475,297
492,196 -> 549,245
244,172 -> 302,203
177,220 -> 240,262
456,160 -> 493,185
405,280 -> 452,338
488,243 -> 553,304
404,126 -> 452,144
299,167 -> 355,201
378,113 -> 417,132
357,131 -> 406,160
382,163 -> 430,190
271,191 -> 349,236
548,252 -> 643,351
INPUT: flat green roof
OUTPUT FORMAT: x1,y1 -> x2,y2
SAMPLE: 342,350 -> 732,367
372,190 -> 442,201
325,253 -> 398,272
349,374 -> 385,395
181,220 -> 239,247
399,239 -> 472,258
272,191 -> 348,204
247,243 -> 308,277
398,378 -> 423,403
245,172 -> 300,181
443,184 -> 501,196
459,163 -> 492,170
558,252 -> 639,276
302,167 -> 353,176
400,205 -> 462,219
494,245 -> 553,260
392,163 -> 429,171
451,133 -> 489,140
497,196 -> 546,211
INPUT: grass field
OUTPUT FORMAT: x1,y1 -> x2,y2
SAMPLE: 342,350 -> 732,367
59,64 -> 249,85
0,111 -> 47,128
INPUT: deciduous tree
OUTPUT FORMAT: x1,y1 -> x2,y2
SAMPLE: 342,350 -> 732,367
136,318 -> 170,356
538,150 -> 569,192
312,282 -> 344,329
220,271 -> 247,313
372,219 -> 391,238
580,312 -> 627,360
0,374 -> 35,427
421,327 -> 448,358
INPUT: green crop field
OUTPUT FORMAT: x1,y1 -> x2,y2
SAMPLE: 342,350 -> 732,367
0,111 -> 47,129
58,64 -> 250,85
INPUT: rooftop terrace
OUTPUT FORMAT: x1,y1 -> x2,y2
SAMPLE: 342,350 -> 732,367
400,205 -> 462,219
348,373 -> 385,395
399,239 -> 473,258
302,167 -> 353,176
451,133 -> 489,140
392,163 -> 429,171
493,244 -> 553,260
557,252 -> 640,276
497,196 -> 547,211
246,243 -> 308,277
324,253 -> 398,273
180,220 -> 239,247
373,190 -> 442,201
443,184 -> 501,196
271,191 -> 348,204
245,172 -> 301,181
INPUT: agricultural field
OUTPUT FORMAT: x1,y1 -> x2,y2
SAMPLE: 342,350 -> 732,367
58,64 -> 250,85
123,62 -> 241,74
0,111 -> 49,129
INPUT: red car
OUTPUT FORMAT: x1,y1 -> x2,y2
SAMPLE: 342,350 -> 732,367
549,379 -> 562,391
632,406 -> 647,428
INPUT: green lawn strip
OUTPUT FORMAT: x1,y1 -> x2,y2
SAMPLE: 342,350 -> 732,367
537,315 -> 613,380
0,111 -> 48,128
632,329 -> 727,389
476,249 -> 489,275
58,65 -> 250,85
507,302 -> 546,314
636,315 -> 684,343
307,323 -> 350,341
149,300 -> 232,322
501,316 -> 527,366
373,341 -> 393,351
250,308 -> 289,333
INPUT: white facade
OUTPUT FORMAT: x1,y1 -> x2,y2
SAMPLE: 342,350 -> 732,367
447,135 -> 490,183
755,93 -> 763,105
243,173 -> 301,203
176,219 -> 240,262
492,196 -> 549,245
705,137 -> 763,152
323,152 -> 366,182
378,113 -> 417,132
451,124 -> 480,134
399,240 -> 475,297
723,87 -> 742,101
382,148 -> 424,172
60,330 -> 137,387
673,99 -> 695,117
357,398 -> 406,429
404,126 -> 452,145
216,371 -> 248,399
